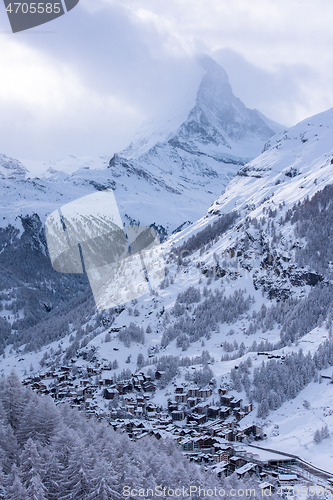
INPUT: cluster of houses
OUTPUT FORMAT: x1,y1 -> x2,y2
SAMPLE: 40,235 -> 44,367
24,363 -> 157,415
25,362 -> 255,435
103,372 -> 157,400
168,386 -> 253,430
24,356 -> 265,467
107,418 -> 303,488
23,352 -> 333,490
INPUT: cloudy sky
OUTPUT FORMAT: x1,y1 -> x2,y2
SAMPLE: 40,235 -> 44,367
0,0 -> 333,161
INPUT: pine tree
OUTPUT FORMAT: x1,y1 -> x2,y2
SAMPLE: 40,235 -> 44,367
18,396 -> 60,446
20,438 -> 47,500
6,474 -> 28,500
137,353 -> 145,368
87,461 -> 118,500
321,425 -> 330,440
313,429 -> 322,444
0,372 -> 29,432
41,448 -> 63,500
0,403 -> 19,473
0,469 -> 6,500
257,399 -> 269,418
58,439 -> 94,500
27,475 -> 48,500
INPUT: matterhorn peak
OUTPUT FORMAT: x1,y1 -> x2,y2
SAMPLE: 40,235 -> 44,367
197,54 -> 232,93
122,56 -> 282,161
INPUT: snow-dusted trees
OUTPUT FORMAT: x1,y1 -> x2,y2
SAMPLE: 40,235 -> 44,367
6,473 -> 27,500
303,399 -> 310,410
0,213 -> 96,350
0,372 -> 29,432
20,438 -> 47,500
170,211 -> 238,260
0,401 -> 19,474
86,461 -> 117,500
249,337 -> 333,418
161,287 -> 252,347
313,425 -> 330,444
252,349 -> 317,415
313,429 -> 322,444
118,322 -> 145,347
176,333 -> 190,351
58,439 -> 94,500
0,317 -> 10,353
17,394 -> 61,446
321,424 -> 330,439
279,285 -> 333,345
287,184 -> 333,277
229,358 -> 252,394
155,356 -> 180,387
187,365 -> 215,387
0,373 -> 247,498
136,353 -> 145,368
176,286 -> 201,304
245,284 -> 333,349
256,399 -> 269,419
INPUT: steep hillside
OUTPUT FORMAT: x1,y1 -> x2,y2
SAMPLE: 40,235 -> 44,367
3,106 -> 333,473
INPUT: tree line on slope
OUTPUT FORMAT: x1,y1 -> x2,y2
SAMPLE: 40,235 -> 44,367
169,211 -> 239,263
0,215 -> 91,354
229,336 -> 333,419
161,287 -> 252,349
245,284 -> 333,347
285,184 -> 333,278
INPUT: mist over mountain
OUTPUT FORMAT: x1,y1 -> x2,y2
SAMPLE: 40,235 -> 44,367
107,56 -> 284,235
122,56 -> 283,160
0,56 -> 282,236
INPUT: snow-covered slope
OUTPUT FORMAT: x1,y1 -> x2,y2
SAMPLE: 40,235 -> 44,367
0,56 -> 285,372
7,61 -> 333,475
206,106 -> 333,219
0,153 -> 28,178
167,106 -> 333,303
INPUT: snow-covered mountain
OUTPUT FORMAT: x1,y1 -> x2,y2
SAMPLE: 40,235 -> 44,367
206,106 -> 333,218
122,56 -> 283,160
0,56 -> 284,366
107,55 -> 283,234
0,56 -> 282,236
187,106 -> 333,297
